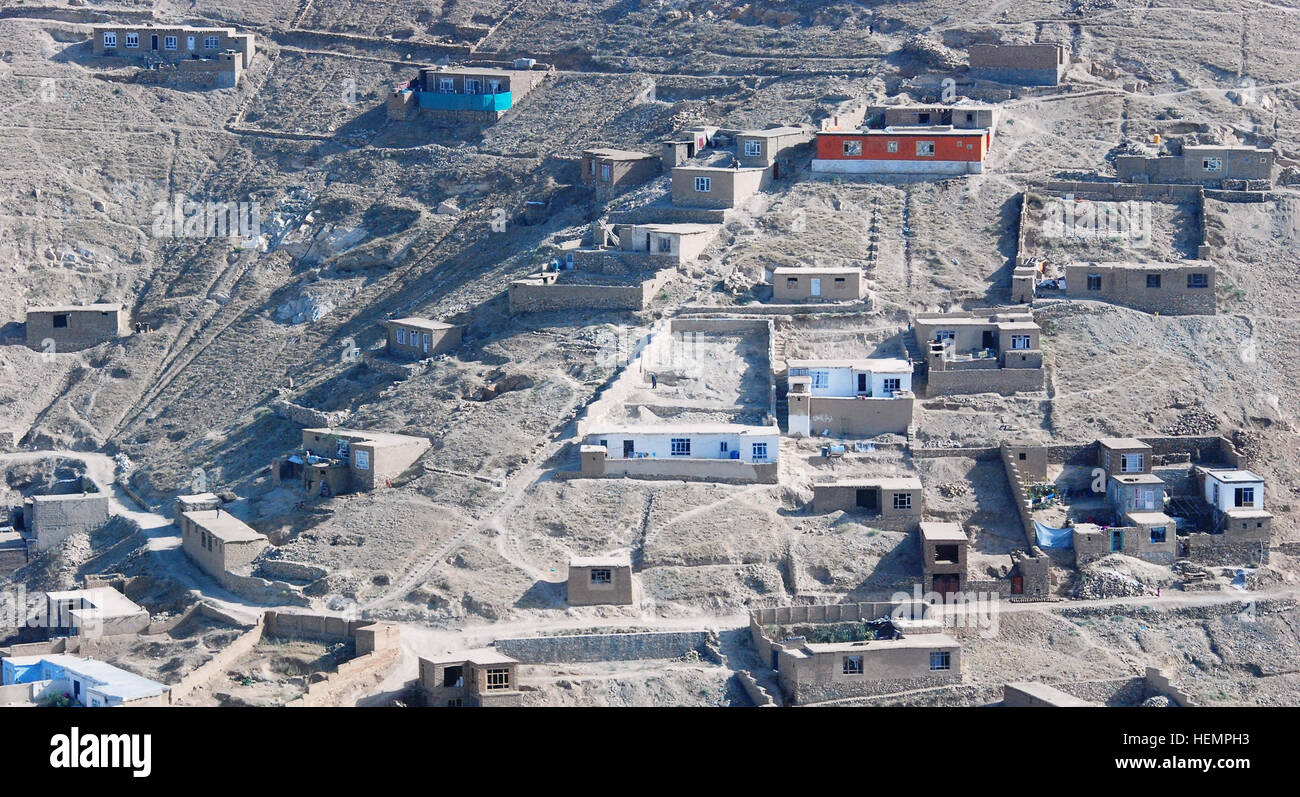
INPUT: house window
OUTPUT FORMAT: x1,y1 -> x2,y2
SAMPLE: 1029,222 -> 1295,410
916,141 -> 935,157
590,568 -> 612,585
1146,273 -> 1161,289
1235,487 -> 1255,507
396,328 -> 408,344
589,159 -> 597,175
488,80 -> 502,93
719,441 -> 729,454
1187,273 -> 1209,289
186,35 -> 195,51
1086,273 -> 1102,290
204,35 -> 219,49
1120,453 -> 1143,473
443,665 -> 463,687
1010,335 -> 1031,350
422,333 -> 431,350
744,140 -> 762,157
354,450 -> 370,471
809,371 -> 829,389
887,141 -> 898,153
164,36 -> 177,50
930,651 -> 951,671
485,669 -> 511,690
882,377 -> 901,396
752,442 -> 768,461
834,277 -> 845,285
52,314 -> 69,328
843,140 -> 862,156
1203,157 -> 1222,172
103,32 -> 117,47
439,78 -> 454,93
656,236 -> 672,253
786,277 -> 798,287
465,79 -> 481,95
893,493 -> 912,511
670,438 -> 691,456
843,655 -> 863,675
935,330 -> 955,343
600,164 -> 611,182
125,33 -> 139,47
694,176 -> 711,192
447,698 -> 462,707
1150,526 -> 1167,544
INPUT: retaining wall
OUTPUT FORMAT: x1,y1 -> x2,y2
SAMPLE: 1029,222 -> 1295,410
493,631 -> 712,663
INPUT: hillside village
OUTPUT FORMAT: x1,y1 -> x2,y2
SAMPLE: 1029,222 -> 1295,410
1,0 -> 1299,709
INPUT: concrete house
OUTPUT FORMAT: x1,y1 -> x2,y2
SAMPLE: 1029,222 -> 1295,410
418,648 -> 522,707
968,43 -> 1068,86
387,62 -> 549,122
91,24 -> 255,67
733,125 -> 813,175
786,357 -> 914,438
580,148 -> 659,198
25,304 -> 129,352
580,423 -> 780,484
1061,261 -> 1217,315
567,555 -> 635,606
812,477 -> 923,529
671,164 -> 772,209
919,521 -> 968,598
180,509 -> 269,582
1,655 -> 170,707
1115,145 -> 1274,188
1199,468 -> 1272,537
812,127 -> 991,176
275,428 -> 432,496
914,308 -> 1044,396
661,125 -> 719,169
618,222 -> 717,264
385,318 -> 462,360
21,492 -> 110,553
772,267 -> 865,302
875,104 -> 998,132
44,587 -> 150,637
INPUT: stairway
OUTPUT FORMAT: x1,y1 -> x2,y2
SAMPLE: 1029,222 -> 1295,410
772,332 -> 789,432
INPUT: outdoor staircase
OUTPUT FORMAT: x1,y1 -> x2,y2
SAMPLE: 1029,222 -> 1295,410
772,334 -> 789,432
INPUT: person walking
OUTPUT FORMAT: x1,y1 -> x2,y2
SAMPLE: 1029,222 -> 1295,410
650,373 -> 658,389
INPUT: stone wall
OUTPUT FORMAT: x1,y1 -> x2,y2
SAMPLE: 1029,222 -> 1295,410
926,366 -> 1044,397
273,398 -> 351,428
507,269 -> 672,314
494,631 -> 711,663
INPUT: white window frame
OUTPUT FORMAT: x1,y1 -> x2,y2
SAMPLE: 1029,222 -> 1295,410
929,651 -> 950,671
1010,335 -> 1032,350
125,33 -> 139,48
103,32 -> 117,47
809,370 -> 829,390
893,492 -> 912,511
843,140 -> 862,157
843,655 -> 863,675
600,163 -> 612,182
887,141 -> 898,153
694,176 -> 711,192
670,438 -> 691,457
935,330 -> 956,343
204,35 -> 219,50
1235,487 -> 1255,507
1203,157 -> 1223,172
882,377 -> 901,396
354,450 -> 370,471
439,77 -> 454,94
465,79 -> 481,95
752,442 -> 768,461
187,35 -> 196,51
164,35 -> 178,50
916,141 -> 936,157
590,568 -> 612,585
743,140 -> 762,157
1120,453 -> 1143,474
396,328 -> 408,344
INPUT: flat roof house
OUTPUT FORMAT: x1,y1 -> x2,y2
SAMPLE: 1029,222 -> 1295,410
812,476 -> 923,529
388,63 -> 549,123
385,318 -> 462,360
2,654 -> 170,707
45,587 -> 150,637
567,555 -> 635,607
812,126 -> 991,176
1061,261 -> 1217,315
1115,145 -> 1274,188
418,648 -> 522,707
275,427 -> 432,496
913,307 -> 1044,397
787,357 -> 914,438
875,104 -> 998,133
733,125 -> 813,175
671,164 -> 772,209
968,43 -> 1067,86
179,508 -> 269,582
25,303 -> 129,353
661,125 -> 720,169
772,267 -> 865,303
1073,438 -> 1176,566
617,222 -> 718,264
21,492 -> 111,553
91,24 -> 255,68
581,148 -> 660,198
580,423 -> 780,484
919,521 -> 968,598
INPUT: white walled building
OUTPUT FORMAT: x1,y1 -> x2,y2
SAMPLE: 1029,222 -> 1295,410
787,358 -> 912,399
1201,469 -> 1265,513
578,423 -> 780,483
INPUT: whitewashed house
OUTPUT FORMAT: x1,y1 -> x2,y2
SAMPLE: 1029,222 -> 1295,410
578,423 -> 779,483
786,358 -> 914,437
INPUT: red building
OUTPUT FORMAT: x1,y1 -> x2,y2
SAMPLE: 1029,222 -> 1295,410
812,127 -> 991,176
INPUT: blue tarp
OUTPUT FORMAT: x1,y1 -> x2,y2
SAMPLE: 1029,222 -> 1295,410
1035,521 -> 1074,549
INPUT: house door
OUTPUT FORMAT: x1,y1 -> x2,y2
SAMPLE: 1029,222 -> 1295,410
645,233 -> 651,251
1136,488 -> 1154,510
623,440 -> 634,458
810,278 -> 821,296
857,373 -> 868,393
1111,530 -> 1124,552
422,333 -> 430,353
933,574 -> 960,599
773,162 -> 780,179
1011,575 -> 1024,595
981,331 -> 997,350
151,34 -> 158,50
856,488 -> 879,511
187,35 -> 195,51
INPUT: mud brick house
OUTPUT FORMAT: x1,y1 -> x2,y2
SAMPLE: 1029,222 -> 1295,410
179,508 -> 269,581
661,125 -> 719,169
1073,438 -> 1176,565
567,555 -> 635,606
771,267 -> 865,302
418,648 -> 522,707
733,125 -> 813,175
749,602 -> 959,705
786,357 -> 914,437
617,222 -> 717,264
968,43 -> 1067,86
812,126 -> 991,176
579,423 -> 780,484
91,24 -> 255,67
913,307 -> 1044,396
274,428 -> 431,496
44,587 -> 150,637
812,477 -> 923,529
385,318 -> 462,359
21,493 -> 110,553
671,164 -> 772,209
2,655 -> 170,707
1115,145 -> 1275,188
25,304 -> 129,352
1060,261 -> 1217,315
387,62 -> 549,123
1189,467 -> 1273,557
580,148 -> 659,198
919,522 -> 968,598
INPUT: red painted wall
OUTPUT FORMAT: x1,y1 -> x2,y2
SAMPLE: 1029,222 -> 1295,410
816,132 -> 988,162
